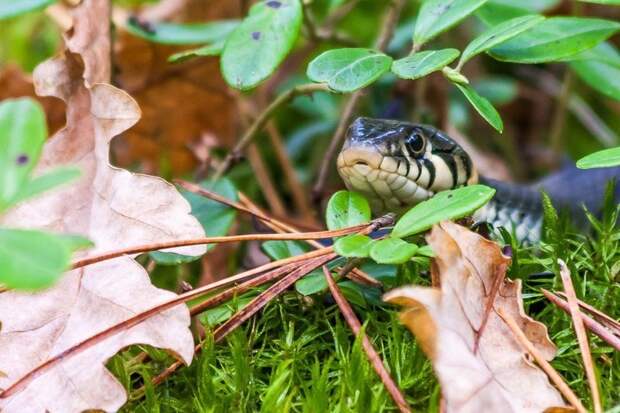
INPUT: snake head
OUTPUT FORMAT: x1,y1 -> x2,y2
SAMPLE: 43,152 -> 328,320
337,117 -> 477,213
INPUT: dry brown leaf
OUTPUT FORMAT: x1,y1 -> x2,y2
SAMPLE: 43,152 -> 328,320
111,0 -> 241,174
0,1 -> 205,411
384,221 -> 565,413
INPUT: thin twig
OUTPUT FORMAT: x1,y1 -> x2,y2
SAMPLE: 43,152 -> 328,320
213,83 -> 329,181
0,249 -> 335,400
71,226 -> 367,269
142,216 -> 393,392
246,142 -> 287,215
517,67 -> 617,147
312,0 -> 406,201
322,266 -> 411,413
542,289 -> 620,352
188,262 -> 298,316
557,260 -> 602,413
497,308 -> 587,413
555,291 -> 620,336
549,69 -> 574,155
176,181 -> 383,287
265,121 -> 317,223
9,217 -> 390,401
238,193 -> 384,287
147,254 -> 337,390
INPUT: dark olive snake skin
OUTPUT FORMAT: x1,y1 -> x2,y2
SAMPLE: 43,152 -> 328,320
337,117 -> 620,243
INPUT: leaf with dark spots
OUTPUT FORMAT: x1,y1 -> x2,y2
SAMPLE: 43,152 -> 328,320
221,0 -> 302,90
16,154 -> 29,165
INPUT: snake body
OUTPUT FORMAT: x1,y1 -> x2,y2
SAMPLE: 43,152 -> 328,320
337,117 -> 620,243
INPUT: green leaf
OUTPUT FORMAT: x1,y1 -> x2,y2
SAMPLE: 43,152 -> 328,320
392,184 -> 496,238
489,17 -> 620,63
369,238 -> 418,264
126,18 -> 238,45
333,234 -> 373,258
442,66 -> 469,84
0,229 -> 91,290
391,49 -> 459,80
295,271 -> 328,295
577,147 -> 620,169
414,0 -> 489,47
337,281 -> 368,307
325,190 -> 371,231
307,48 -> 392,92
10,167 -> 81,206
150,178 -> 237,265
221,0 -> 302,90
0,0 -> 55,20
168,42 -> 224,63
262,240 -> 307,260
0,98 -> 47,212
454,83 -> 503,132
472,76 -> 518,105
200,295 -> 254,326
476,0 -> 558,26
458,14 -> 544,67
569,43 -> 620,101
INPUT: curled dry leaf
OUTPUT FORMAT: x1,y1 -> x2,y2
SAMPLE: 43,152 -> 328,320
0,0 -> 205,411
384,221 -> 565,413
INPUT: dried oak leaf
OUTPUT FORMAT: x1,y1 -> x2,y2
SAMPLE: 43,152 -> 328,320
0,1 -> 205,411
384,221 -> 565,413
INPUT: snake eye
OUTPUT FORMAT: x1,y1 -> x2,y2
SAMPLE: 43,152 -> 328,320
405,132 -> 425,155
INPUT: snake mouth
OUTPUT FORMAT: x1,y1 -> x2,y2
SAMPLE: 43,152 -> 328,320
337,147 -> 434,214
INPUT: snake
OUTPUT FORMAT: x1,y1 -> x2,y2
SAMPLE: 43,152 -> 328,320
337,117 -> 620,244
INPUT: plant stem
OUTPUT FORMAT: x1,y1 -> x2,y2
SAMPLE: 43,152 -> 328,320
549,68 -> 573,156
212,83 -> 329,181
557,260 -> 602,413
312,0 -> 406,202
542,289 -> 620,352
323,266 -> 411,413
71,225 -> 368,269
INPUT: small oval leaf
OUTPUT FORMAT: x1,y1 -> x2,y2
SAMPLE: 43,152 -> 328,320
221,0 -> 302,90
392,49 -> 460,80
0,229 -> 90,290
307,48 -> 392,92
325,190 -> 371,231
392,184 -> 496,238
454,84 -> 503,132
370,238 -> 418,264
577,147 -> 620,169
414,0 -> 489,47
334,234 -> 373,258
126,19 -> 238,45
262,240 -> 307,260
489,17 -> 620,63
459,14 -> 544,67
0,98 -> 47,212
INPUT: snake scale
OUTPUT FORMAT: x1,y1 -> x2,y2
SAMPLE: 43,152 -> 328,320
337,117 -> 620,244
